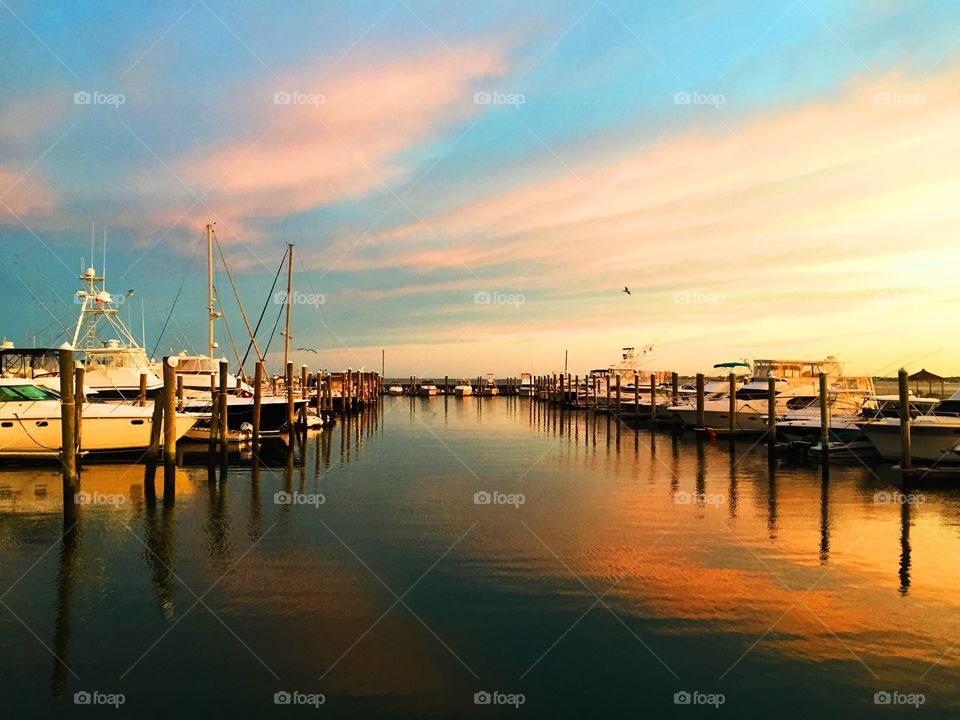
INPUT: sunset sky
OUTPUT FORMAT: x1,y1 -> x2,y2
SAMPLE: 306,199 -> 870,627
2,0 -> 959,377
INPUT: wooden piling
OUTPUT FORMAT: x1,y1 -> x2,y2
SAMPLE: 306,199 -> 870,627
139,372 -> 147,407
218,360 -> 229,447
58,349 -> 76,483
634,371 -> 640,415
162,357 -> 178,465
819,372 -> 830,452
252,361 -> 263,452
301,365 -> 308,403
604,375 -> 611,411
615,374 -> 622,413
74,366 -> 84,455
671,372 -> 679,406
147,391 -> 163,463
767,375 -> 777,443
287,361 -> 295,426
649,374 -> 657,421
899,368 -> 911,469
176,375 -> 184,411
696,373 -> 705,428
728,372 -> 737,435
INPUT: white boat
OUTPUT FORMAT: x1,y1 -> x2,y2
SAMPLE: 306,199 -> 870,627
668,362 -> 751,425
419,384 -> 439,397
518,372 -> 535,397
671,357 -> 844,434
588,347 -> 669,407
453,380 -> 473,396
775,375 -> 877,444
480,374 -> 499,396
861,392 -> 960,462
388,385 -> 405,396
0,378 -> 197,457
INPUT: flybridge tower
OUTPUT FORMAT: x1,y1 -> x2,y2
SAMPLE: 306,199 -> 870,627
71,266 -> 139,350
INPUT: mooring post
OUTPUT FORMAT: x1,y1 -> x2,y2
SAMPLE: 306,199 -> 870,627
649,374 -> 657,421
218,360 -> 229,448
139,372 -> 147,407
208,374 -> 219,464
899,368 -> 911,470
559,373 -> 565,406
574,375 -> 579,407
604,375 -> 611,410
696,373 -> 705,428
634,371 -> 640,415
58,348 -> 77,483
147,390 -> 163,464
176,375 -> 184,411
286,362 -> 295,426
672,372 -> 679,406
74,365 -> 84,456
767,374 -> 777,445
728,372 -> 737,435
162,357 -> 178,465
819,372 -> 830,454
301,364 -> 308,401
252,361 -> 263,453
615,374 -> 622,414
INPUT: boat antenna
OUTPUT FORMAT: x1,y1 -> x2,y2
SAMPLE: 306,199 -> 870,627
206,222 -> 217,358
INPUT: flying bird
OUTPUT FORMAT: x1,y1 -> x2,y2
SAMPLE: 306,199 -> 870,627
297,347 -> 318,353
622,286 -> 631,295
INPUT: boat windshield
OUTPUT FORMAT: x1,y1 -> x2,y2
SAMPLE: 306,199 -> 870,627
0,384 -> 60,401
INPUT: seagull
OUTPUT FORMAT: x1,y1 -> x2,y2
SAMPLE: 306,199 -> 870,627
297,347 -> 318,353
623,286 -> 631,295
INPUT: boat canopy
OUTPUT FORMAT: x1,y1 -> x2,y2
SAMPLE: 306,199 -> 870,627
713,361 -> 750,368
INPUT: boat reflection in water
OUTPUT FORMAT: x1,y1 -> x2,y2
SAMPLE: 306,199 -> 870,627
2,399 -> 960,717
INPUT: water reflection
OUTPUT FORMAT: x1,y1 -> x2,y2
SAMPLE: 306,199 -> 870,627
3,398 -> 960,717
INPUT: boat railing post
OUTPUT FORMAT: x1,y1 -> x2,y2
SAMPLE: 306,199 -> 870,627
59,348 -> 77,485
696,373 -> 705,429
899,368 -> 911,470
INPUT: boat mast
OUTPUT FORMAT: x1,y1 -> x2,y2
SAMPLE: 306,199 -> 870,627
207,222 -> 215,358
283,243 -> 294,368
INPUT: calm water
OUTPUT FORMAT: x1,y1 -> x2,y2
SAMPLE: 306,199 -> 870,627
2,396 -> 960,717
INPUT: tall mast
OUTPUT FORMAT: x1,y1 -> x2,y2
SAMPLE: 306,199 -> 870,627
283,243 -> 294,368
207,222 -> 215,358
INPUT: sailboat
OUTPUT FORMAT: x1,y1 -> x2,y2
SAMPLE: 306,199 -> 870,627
177,225 -> 306,434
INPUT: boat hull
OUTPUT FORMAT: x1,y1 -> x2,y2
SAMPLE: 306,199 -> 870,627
861,420 -> 960,462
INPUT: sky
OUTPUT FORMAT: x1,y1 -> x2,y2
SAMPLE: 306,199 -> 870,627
2,0 -> 960,378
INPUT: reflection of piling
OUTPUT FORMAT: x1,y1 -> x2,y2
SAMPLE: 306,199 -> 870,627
899,368 -> 911,470
58,349 -> 77,484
